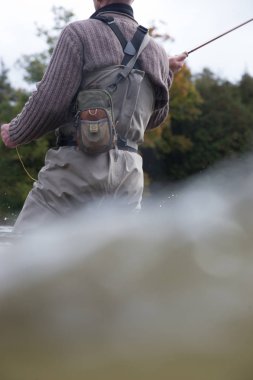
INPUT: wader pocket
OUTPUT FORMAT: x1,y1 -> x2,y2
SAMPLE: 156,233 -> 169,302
76,89 -> 116,154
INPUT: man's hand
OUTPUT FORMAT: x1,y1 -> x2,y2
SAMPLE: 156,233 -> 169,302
1,124 -> 17,148
169,52 -> 188,74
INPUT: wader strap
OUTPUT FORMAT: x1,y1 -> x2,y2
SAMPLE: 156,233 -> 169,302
92,15 -> 127,50
92,15 -> 149,67
117,138 -> 138,153
122,25 -> 149,66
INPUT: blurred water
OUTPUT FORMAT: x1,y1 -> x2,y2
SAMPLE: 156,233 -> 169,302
0,226 -> 13,250
1,155 -> 253,380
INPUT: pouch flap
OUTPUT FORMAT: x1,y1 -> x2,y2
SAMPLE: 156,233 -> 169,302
77,89 -> 112,111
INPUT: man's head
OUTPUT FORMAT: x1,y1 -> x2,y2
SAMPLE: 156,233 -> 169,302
93,0 -> 134,11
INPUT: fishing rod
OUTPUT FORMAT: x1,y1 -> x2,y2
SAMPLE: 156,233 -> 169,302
187,18 -> 253,55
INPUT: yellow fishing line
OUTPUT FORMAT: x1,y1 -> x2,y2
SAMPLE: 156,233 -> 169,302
16,147 -> 36,182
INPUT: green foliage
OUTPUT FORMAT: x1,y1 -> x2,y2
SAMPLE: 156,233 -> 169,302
192,69 -> 253,159
143,68 -> 253,182
36,6 -> 75,55
0,62 -> 28,215
0,142 -> 31,213
169,66 -> 203,123
239,73 -> 253,106
142,66 -> 202,180
18,53 -> 48,84
0,61 -> 28,122
0,61 -> 14,121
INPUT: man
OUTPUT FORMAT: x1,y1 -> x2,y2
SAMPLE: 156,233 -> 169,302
1,0 -> 187,232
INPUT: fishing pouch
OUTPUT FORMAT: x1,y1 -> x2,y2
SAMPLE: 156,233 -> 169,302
76,89 -> 116,154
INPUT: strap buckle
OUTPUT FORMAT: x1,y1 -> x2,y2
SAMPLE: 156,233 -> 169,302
124,41 -> 136,56
138,25 -> 149,34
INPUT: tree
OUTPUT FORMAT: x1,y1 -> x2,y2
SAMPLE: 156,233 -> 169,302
0,61 -> 28,122
17,6 -> 75,84
239,73 -> 253,107
162,69 -> 253,179
142,65 -> 203,181
143,67 -> 253,183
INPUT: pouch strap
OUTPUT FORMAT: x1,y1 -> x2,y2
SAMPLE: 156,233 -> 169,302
122,25 -> 149,66
93,15 -> 127,50
123,32 -> 149,71
92,15 -> 149,68
117,137 -> 138,153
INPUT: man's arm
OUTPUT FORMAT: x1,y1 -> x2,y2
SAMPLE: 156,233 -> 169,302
1,24 -> 83,148
146,52 -> 188,130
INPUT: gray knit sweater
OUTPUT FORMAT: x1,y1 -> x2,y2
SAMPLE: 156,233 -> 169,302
9,11 -> 172,146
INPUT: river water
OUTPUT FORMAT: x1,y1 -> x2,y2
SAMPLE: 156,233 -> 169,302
0,225 -> 13,249
1,155 -> 253,380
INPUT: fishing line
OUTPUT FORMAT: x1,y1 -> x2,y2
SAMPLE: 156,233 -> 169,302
187,18 -> 253,55
16,147 -> 36,182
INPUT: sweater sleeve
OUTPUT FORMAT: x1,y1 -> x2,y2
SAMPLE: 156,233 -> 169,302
9,25 -> 83,145
146,69 -> 173,130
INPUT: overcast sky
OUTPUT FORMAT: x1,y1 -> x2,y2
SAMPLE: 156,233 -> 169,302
0,0 -> 252,88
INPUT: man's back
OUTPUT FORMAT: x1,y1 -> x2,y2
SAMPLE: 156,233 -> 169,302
72,13 -> 170,111
7,5 -> 172,146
